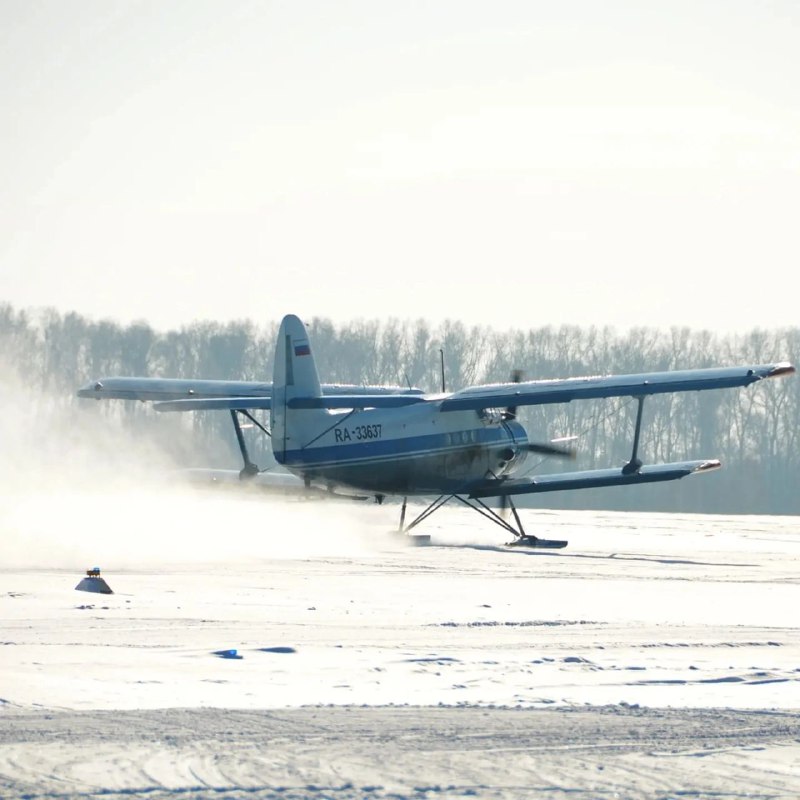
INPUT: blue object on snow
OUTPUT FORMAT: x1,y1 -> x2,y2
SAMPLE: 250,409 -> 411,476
212,649 -> 242,659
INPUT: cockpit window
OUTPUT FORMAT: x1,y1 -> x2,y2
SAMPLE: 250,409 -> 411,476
478,408 -> 503,424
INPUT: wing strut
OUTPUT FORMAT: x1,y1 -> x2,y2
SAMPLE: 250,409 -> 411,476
227,409 -> 272,479
230,410 -> 259,478
622,396 -> 645,475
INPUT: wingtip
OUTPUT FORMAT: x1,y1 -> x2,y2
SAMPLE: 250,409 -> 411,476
767,362 -> 796,379
76,380 -> 103,398
694,459 -> 722,473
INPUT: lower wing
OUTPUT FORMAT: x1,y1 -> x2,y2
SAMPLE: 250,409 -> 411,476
468,459 -> 721,498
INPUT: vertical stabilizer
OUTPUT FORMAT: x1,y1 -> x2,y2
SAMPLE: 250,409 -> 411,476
271,314 -> 322,463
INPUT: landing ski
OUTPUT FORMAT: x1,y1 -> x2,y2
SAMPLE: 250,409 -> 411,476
507,536 -> 568,550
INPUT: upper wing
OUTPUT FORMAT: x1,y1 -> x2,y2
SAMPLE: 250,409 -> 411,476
77,377 -> 424,409
77,377 -> 273,401
79,362 -> 794,411
440,363 -> 795,412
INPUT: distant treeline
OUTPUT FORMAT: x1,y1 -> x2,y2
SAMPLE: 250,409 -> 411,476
2,302 -> 799,516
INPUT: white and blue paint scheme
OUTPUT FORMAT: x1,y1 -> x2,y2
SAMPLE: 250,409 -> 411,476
79,314 -> 795,547
269,315 -> 535,496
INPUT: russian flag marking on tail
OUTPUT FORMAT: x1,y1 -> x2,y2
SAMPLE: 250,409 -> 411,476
294,342 -> 311,357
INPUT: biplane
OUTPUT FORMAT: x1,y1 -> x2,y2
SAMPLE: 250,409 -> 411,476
79,314 -> 795,548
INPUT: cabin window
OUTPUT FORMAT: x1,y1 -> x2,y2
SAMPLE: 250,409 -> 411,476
479,408 -> 503,425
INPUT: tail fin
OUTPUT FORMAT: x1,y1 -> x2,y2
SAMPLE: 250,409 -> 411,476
271,314 -> 322,464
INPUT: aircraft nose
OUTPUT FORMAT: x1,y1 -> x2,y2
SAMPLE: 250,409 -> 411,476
499,447 -> 516,462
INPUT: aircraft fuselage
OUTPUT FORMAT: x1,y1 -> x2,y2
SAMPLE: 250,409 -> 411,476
277,403 -> 530,495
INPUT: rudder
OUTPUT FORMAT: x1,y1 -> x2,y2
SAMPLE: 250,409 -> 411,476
271,314 -> 322,463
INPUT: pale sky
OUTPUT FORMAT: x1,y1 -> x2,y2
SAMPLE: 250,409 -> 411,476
1,0 -> 798,333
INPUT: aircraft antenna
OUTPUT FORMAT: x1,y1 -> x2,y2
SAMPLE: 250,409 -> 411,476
439,349 -> 446,392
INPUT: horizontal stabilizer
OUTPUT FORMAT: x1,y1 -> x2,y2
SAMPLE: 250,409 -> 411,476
469,459 -> 721,498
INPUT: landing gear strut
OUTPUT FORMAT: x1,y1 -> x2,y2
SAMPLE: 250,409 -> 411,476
397,493 -> 568,549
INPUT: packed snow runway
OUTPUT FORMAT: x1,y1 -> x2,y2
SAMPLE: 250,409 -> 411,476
2,484 -> 800,798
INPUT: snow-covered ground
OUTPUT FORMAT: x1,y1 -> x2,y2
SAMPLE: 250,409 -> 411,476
2,482 -> 800,798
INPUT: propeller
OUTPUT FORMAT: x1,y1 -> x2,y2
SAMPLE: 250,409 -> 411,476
497,370 -> 577,523
523,441 -> 577,459
504,369 -> 524,421
503,370 -> 576,460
